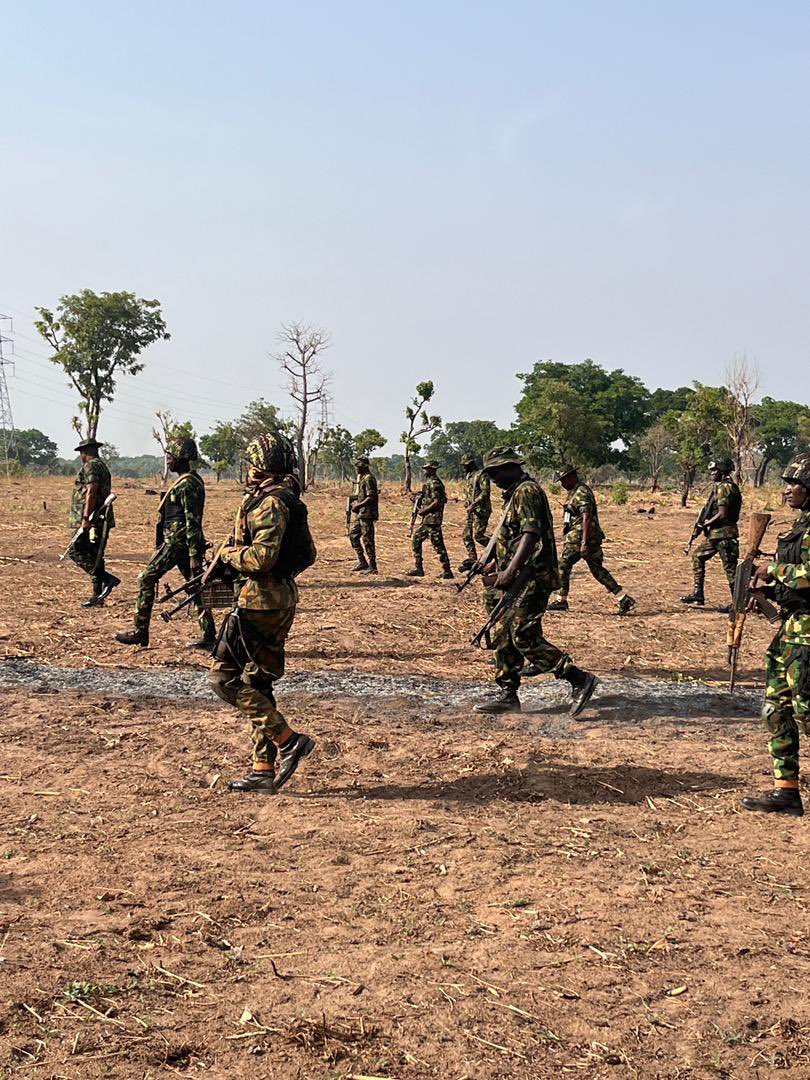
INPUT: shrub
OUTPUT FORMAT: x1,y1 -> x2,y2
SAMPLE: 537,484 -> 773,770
612,481 -> 629,505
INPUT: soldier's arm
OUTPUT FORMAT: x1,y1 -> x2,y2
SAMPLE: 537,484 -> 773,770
353,476 -> 374,509
180,481 -> 205,560
81,463 -> 103,526
767,530 -> 810,592
220,498 -> 289,574
704,483 -> 730,528
494,487 -> 543,588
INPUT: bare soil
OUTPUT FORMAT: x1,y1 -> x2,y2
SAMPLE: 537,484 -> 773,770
1,477 -> 808,1079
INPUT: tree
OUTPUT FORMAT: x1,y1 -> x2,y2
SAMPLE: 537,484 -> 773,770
273,322 -> 331,489
637,423 -> 675,491
750,397 -> 810,486
401,380 -> 441,492
514,377 -> 606,470
354,428 -> 387,458
320,426 -> 355,480
34,289 -> 169,439
648,386 -> 695,421
6,428 -> 58,471
724,356 -> 759,484
425,420 -> 511,476
200,421 -> 242,481
663,383 -> 733,505
235,398 -> 285,445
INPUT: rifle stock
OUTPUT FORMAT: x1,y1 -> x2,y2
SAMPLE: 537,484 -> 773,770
726,512 -> 772,692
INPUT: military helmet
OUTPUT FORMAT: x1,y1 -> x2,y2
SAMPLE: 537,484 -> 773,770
709,457 -> 734,475
461,453 -> 479,468
781,454 -> 810,487
482,447 -> 524,471
354,455 -> 370,467
243,431 -> 297,476
424,460 -> 440,470
555,463 -> 578,481
168,436 -> 198,462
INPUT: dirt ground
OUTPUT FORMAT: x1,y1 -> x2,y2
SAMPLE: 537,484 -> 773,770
1,476 -> 808,1080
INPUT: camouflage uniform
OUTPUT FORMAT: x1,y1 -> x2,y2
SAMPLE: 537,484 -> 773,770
132,471 -> 215,640
349,471 -> 378,567
68,457 -> 115,593
761,508 -> 810,784
462,469 -> 492,562
486,473 -> 571,690
691,478 -> 741,593
412,475 -> 451,573
210,473 -> 317,766
558,481 -> 622,598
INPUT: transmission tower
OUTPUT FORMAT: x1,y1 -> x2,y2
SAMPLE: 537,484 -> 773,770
0,315 -> 15,476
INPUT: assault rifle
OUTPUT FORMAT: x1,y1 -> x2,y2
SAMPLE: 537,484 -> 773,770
159,538 -> 234,622
471,563 -> 534,649
456,496 -> 515,593
726,512 -> 781,692
408,493 -> 423,537
345,494 -> 356,533
59,493 -> 117,562
684,502 -> 711,554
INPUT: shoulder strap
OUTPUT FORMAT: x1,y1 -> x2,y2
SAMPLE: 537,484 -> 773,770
157,472 -> 203,513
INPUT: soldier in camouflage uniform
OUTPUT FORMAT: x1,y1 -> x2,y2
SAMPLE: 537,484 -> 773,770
210,432 -> 317,794
474,448 -> 597,716
742,455 -> 810,817
407,461 -> 453,579
681,458 -> 741,606
348,455 -> 378,573
115,437 -> 215,648
67,437 -> 120,607
548,465 -> 635,614
458,454 -> 492,573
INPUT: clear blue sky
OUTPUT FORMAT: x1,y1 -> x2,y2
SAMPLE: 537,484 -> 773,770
2,1 -> 809,456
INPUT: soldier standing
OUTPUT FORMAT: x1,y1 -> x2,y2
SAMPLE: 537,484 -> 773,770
681,458 -> 741,606
474,448 -> 597,716
741,455 -> 810,817
407,461 -> 453,579
548,465 -> 635,614
67,437 -> 120,607
115,437 -> 215,648
348,455 -> 378,573
458,453 -> 492,573
209,432 -> 317,794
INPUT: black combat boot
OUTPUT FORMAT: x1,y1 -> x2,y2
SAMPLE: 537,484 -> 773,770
475,689 -> 521,714
406,566 -> 425,577
274,733 -> 316,791
458,559 -> 475,573
680,592 -> 705,606
97,574 -> 121,602
741,788 -> 804,817
115,628 -> 149,647
563,666 -> 598,717
547,598 -> 569,612
228,768 -> 277,794
187,638 -> 216,651
351,559 -> 369,572
82,589 -> 103,608
439,568 -> 454,580
617,594 -> 636,615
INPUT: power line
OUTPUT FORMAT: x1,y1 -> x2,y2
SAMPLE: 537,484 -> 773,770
0,315 -> 15,475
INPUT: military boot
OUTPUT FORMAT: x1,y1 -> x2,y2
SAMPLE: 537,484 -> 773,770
406,566 -> 425,577
274,733 -> 316,791
82,588 -> 103,609
351,559 -> 369,572
740,788 -> 804,817
458,559 -> 475,573
360,562 -> 378,574
617,594 -> 636,615
228,768 -> 277,794
187,638 -> 216,651
563,666 -> 598,717
439,568 -> 454,580
547,598 -> 569,612
475,689 -> 521,714
115,628 -> 149,647
680,591 -> 705,606
97,573 -> 121,602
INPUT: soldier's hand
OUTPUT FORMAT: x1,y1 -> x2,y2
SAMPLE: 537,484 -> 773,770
751,562 -> 773,587
494,568 -> 517,590
580,543 -> 589,557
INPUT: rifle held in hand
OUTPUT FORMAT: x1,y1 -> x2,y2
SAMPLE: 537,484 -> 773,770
408,494 -> 423,537
471,563 -> 534,649
727,512 -> 780,692
60,493 -> 117,562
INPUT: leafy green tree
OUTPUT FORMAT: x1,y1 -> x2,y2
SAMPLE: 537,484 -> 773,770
200,421 -> 242,481
663,383 -> 733,505
751,397 -> 810,485
425,420 -> 511,476
34,289 -> 169,439
320,425 -> 356,480
648,386 -> 695,420
6,428 -> 59,471
235,398 -> 285,444
354,428 -> 387,458
515,377 -> 607,470
401,380 -> 441,492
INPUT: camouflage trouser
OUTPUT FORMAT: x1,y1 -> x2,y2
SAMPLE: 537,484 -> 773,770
462,512 -> 490,562
412,522 -> 451,571
349,517 -> 376,566
558,537 -> 621,599
134,539 -> 215,640
209,607 -> 296,765
691,536 -> 738,594
67,528 -> 109,593
485,578 -> 572,692
761,629 -> 810,783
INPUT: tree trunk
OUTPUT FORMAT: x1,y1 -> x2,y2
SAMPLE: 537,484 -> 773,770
754,455 -> 771,487
404,452 -> 412,493
680,464 -> 695,507
650,471 -> 659,493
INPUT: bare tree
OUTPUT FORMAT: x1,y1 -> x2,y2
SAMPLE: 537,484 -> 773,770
637,423 -> 673,491
273,322 -> 331,489
725,354 -> 760,484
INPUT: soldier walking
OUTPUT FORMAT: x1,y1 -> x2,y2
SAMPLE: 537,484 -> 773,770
348,455 -> 378,573
681,458 -> 741,606
67,437 -> 120,608
209,432 -> 317,794
742,455 -> 810,817
548,465 -> 635,614
458,453 -> 492,573
474,448 -> 597,716
115,437 -> 215,648
407,461 -> 453,579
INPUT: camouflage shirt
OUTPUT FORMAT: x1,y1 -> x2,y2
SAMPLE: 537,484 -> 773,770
160,472 -> 206,557
221,475 -> 316,611
562,482 -> 604,545
707,480 -> 741,540
769,510 -> 810,645
352,472 -> 379,521
419,476 -> 447,526
464,469 -> 492,518
494,473 -> 560,591
69,458 -> 115,530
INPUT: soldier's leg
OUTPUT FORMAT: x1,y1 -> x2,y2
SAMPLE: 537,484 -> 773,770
410,523 -> 427,571
583,546 -> 622,595
361,520 -> 377,569
67,532 -> 96,580
510,586 -> 572,677
487,589 -> 523,693
429,525 -> 452,575
690,537 -> 717,596
348,518 -> 368,566
717,539 -> 740,592
133,544 -> 181,633
473,513 -> 490,549
461,516 -> 477,563
556,541 -> 581,600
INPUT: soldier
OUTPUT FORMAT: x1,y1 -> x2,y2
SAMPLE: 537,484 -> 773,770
474,448 -> 597,716
115,436 -> 215,648
741,455 -> 810,817
681,457 -> 741,606
67,437 -> 120,608
458,453 -> 492,573
348,455 -> 378,573
547,465 -> 635,614
209,432 -> 317,794
407,461 -> 453,579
